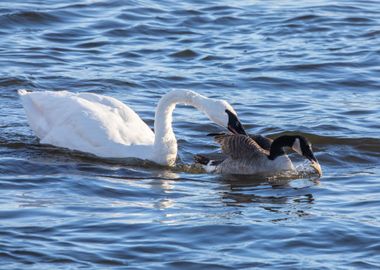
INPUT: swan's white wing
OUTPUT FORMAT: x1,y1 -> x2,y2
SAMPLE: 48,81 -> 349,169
19,90 -> 155,157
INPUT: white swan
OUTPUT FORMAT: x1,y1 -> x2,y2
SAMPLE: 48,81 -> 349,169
18,89 -> 246,166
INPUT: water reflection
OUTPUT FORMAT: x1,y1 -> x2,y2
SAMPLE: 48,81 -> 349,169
154,170 -> 179,192
217,174 -> 316,222
9,192 -> 57,208
222,192 -> 288,206
218,172 -> 319,189
154,198 -> 174,210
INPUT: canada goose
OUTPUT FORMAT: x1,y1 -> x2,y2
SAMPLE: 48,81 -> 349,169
195,133 -> 322,176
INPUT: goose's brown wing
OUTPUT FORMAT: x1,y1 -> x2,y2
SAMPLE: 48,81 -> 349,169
208,132 -> 273,151
214,134 -> 267,160
249,134 -> 272,151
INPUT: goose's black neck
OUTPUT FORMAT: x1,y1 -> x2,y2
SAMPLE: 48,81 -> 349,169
267,135 -> 296,160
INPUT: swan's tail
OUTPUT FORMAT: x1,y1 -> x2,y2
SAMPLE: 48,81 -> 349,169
18,89 -> 49,139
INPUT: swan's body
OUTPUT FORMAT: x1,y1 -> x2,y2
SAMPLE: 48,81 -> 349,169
19,89 -> 245,166
195,134 -> 322,176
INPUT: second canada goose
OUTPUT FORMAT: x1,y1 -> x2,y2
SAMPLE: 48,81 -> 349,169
195,134 -> 322,176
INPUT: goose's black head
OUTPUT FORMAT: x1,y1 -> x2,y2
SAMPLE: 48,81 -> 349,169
225,109 -> 247,135
268,135 -> 322,176
268,135 -> 315,160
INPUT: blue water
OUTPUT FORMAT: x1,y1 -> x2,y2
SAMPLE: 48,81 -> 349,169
1,0 -> 380,269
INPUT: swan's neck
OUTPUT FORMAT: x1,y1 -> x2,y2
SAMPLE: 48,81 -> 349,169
152,90 -> 211,166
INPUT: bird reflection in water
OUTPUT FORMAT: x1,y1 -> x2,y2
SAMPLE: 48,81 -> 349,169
218,174 -> 316,221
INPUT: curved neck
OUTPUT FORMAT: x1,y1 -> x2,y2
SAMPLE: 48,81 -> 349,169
152,90 -> 212,166
268,136 -> 294,160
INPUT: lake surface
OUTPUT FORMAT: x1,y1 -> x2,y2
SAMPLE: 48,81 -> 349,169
1,0 -> 380,269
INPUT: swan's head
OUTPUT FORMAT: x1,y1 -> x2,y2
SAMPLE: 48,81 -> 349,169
206,100 -> 247,135
269,135 -> 322,177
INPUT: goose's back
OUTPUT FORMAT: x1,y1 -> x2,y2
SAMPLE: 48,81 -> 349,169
214,134 -> 267,160
211,134 -> 294,175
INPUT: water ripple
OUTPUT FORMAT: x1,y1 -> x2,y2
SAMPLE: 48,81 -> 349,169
0,0 -> 380,269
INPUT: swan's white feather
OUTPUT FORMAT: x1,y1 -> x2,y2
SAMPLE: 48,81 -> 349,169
19,89 -> 237,165
19,90 -> 155,158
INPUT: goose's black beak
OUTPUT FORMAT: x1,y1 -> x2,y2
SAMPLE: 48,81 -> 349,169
226,109 -> 247,135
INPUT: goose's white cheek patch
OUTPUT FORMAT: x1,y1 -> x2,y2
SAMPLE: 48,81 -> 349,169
292,138 -> 302,156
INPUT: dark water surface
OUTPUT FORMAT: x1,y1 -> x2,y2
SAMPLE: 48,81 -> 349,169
1,0 -> 380,269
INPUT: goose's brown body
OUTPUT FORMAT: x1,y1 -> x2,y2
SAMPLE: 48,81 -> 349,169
198,134 -> 294,175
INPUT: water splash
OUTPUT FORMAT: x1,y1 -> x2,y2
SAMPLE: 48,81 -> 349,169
295,160 -> 321,179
